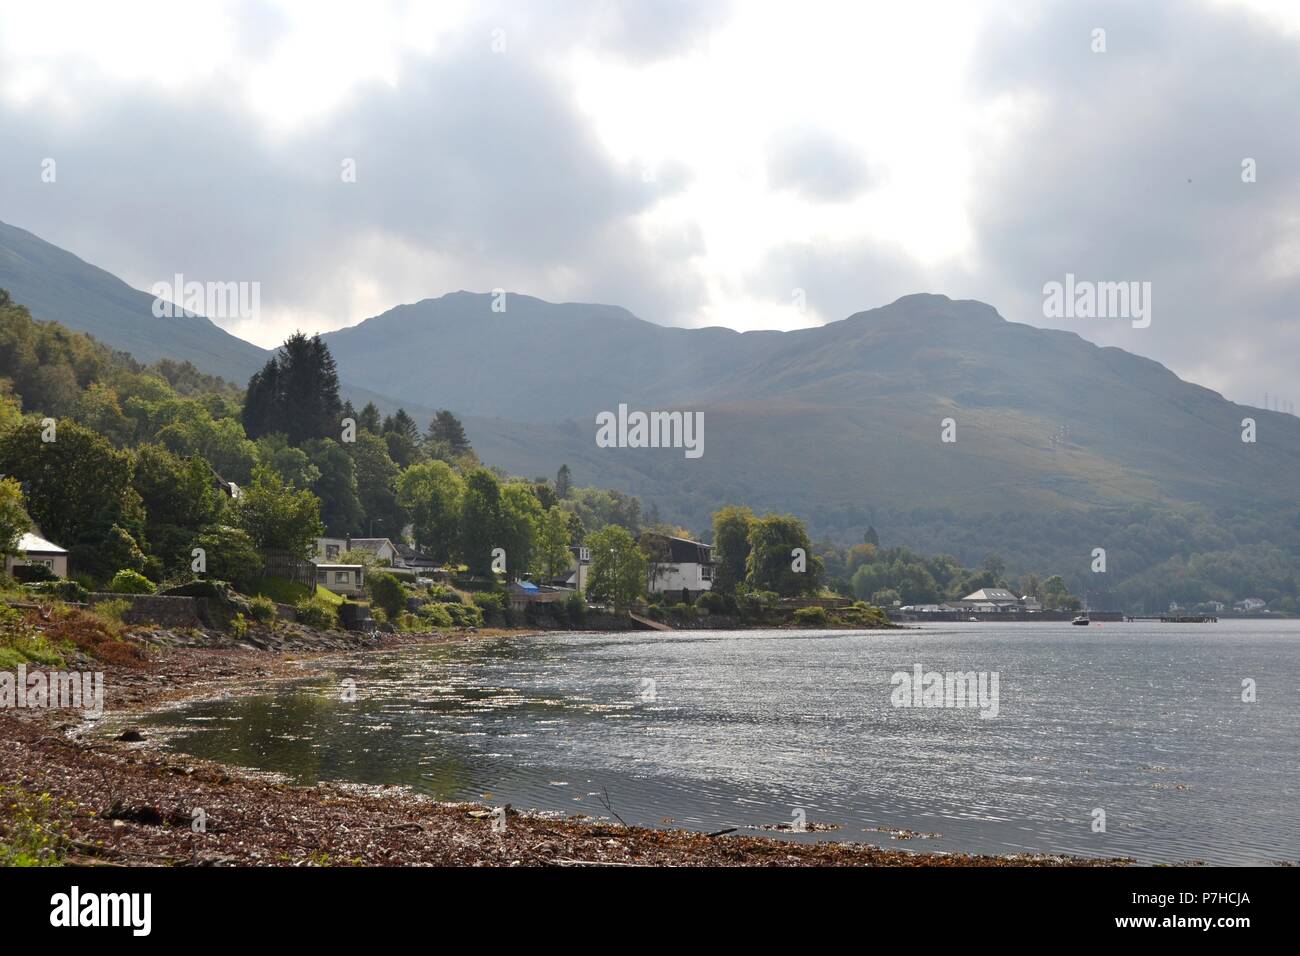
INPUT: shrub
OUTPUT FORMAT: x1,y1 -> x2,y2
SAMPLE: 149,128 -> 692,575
366,570 -> 407,618
417,603 -> 454,629
428,584 -> 462,604
471,590 -> 508,624
229,612 -> 249,639
248,595 -> 277,624
696,591 -> 729,615
25,580 -> 89,603
294,596 -> 338,629
444,602 -> 483,628
89,598 -> 132,630
109,569 -> 156,594
793,606 -> 829,626
565,591 -> 587,626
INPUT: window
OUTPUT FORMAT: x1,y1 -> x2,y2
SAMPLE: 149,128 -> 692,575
701,565 -> 712,580
325,544 -> 340,559
335,571 -> 351,584
317,571 -> 327,583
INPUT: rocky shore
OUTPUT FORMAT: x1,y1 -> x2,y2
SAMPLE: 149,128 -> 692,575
1,621 -> 1130,867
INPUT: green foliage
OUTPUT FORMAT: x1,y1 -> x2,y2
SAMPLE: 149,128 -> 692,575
534,505 -> 573,581
0,787 -> 73,867
416,603 -> 454,629
584,524 -> 647,608
294,595 -> 338,629
0,418 -> 140,577
109,569 -> 155,594
234,464 -> 324,558
350,430 -> 404,539
89,598 -> 131,630
711,504 -> 754,595
793,606 -> 829,626
564,590 -> 587,626
444,601 -> 483,627
0,477 -> 31,556
229,612 -> 249,639
193,525 -> 262,590
470,590 -> 508,624
303,438 -> 364,536
24,579 -> 89,603
426,410 -> 472,458
696,590 -> 730,615
242,332 -> 343,446
746,514 -> 822,597
247,594 -> 277,624
250,577 -> 311,605
397,460 -> 463,562
460,468 -> 505,577
564,487 -> 642,537
366,569 -> 407,618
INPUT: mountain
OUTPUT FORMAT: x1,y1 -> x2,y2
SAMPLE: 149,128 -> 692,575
4,222 -> 1297,590
0,219 -> 271,384
324,291 -> 1300,523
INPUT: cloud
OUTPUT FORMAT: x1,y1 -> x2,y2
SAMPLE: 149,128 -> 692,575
962,0 -> 1300,405
766,127 -> 874,202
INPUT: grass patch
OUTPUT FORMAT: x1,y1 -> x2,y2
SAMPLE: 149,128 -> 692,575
250,577 -> 311,605
313,585 -> 344,606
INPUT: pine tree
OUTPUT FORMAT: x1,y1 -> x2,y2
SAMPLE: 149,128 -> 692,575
555,463 -> 572,499
240,333 -> 343,446
427,410 -> 471,456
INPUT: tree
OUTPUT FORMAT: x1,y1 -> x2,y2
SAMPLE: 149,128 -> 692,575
350,431 -> 404,538
711,505 -> 754,594
426,410 -> 472,457
366,569 -> 407,618
746,513 -> 822,597
241,333 -> 343,446
864,525 -> 880,546
585,524 -> 646,610
382,408 -> 423,468
555,464 -> 572,499
0,419 -> 140,569
1041,575 -> 1075,610
234,465 -> 324,558
499,483 -> 543,579
255,433 -> 321,489
132,444 -> 225,573
358,402 -> 382,434
534,506 -> 573,581
0,477 -> 30,556
396,461 -> 463,562
192,525 -> 263,589
304,439 -> 364,537
459,468 -> 504,577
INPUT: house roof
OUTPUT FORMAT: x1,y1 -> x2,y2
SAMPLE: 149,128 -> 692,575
961,587 -> 1018,602
349,538 -> 396,550
16,532 -> 66,555
641,532 -> 712,564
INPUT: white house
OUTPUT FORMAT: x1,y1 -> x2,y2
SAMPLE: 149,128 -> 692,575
640,533 -> 712,599
314,563 -> 365,596
5,532 -> 68,579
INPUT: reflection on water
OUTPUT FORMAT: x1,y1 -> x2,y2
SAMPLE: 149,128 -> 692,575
140,621 -> 1300,864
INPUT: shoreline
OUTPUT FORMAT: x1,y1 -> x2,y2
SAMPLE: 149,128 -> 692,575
2,623 -> 1131,867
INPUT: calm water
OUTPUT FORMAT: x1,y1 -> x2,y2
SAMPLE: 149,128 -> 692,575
139,621 -> 1300,864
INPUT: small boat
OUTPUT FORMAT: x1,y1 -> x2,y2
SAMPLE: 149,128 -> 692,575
1072,613 -> 1091,625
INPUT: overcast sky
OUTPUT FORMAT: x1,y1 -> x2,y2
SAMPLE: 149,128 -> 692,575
1,0 -> 1297,407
